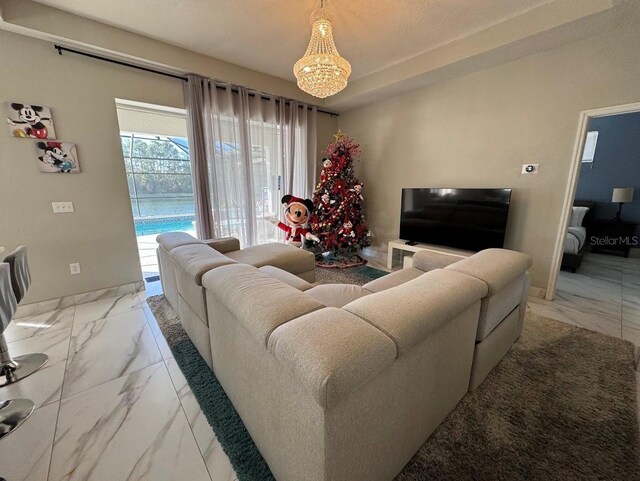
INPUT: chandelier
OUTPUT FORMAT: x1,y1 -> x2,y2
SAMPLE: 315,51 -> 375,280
293,1 -> 351,98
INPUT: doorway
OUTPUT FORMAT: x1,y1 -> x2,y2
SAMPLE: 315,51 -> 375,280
116,100 -> 195,281
537,101 -> 640,345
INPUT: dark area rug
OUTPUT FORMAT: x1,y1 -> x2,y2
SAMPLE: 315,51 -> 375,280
147,266 -> 640,481
396,312 -> 640,481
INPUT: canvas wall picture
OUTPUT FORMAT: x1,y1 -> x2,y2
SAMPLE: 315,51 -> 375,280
36,141 -> 80,174
6,102 -> 56,139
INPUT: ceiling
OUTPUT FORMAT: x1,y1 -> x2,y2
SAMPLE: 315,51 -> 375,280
32,0 -> 554,82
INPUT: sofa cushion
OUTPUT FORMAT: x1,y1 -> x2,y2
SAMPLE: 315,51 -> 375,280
445,248 -> 532,295
226,243 -> 315,275
178,295 -> 213,367
305,284 -> 369,308
268,307 -> 396,409
204,237 -> 241,254
344,269 -> 487,357
412,250 -> 467,272
202,264 -> 324,347
259,265 -> 314,291
362,268 -> 422,293
175,268 -> 208,323
476,275 -> 526,341
170,244 -> 237,286
156,232 -> 202,251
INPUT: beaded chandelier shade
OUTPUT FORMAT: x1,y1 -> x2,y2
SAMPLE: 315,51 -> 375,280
293,6 -> 351,99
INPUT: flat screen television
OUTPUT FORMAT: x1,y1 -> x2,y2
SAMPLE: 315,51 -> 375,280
400,188 -> 512,252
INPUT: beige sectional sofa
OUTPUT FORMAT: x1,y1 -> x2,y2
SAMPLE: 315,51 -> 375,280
156,234 -> 532,480
185,247 -> 531,481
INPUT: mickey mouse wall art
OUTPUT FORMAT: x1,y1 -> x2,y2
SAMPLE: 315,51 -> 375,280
5,102 -> 56,139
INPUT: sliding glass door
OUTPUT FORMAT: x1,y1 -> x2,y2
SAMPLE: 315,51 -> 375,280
207,115 -> 284,246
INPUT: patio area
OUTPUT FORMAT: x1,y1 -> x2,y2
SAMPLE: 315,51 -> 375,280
137,229 -> 197,281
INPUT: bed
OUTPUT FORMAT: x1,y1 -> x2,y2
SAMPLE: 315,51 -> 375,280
561,200 -> 596,273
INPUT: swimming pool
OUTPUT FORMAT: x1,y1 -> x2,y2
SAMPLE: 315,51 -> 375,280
134,216 -> 196,236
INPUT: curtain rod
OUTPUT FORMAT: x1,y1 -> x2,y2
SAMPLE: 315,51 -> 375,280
54,44 -> 339,117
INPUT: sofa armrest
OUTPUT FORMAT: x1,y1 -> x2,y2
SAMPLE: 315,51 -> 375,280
156,232 -> 202,251
204,237 -> 241,254
268,307 -> 396,409
445,248 -> 532,294
170,244 -> 237,285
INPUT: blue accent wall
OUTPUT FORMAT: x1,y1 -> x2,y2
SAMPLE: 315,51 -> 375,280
576,112 -> 640,227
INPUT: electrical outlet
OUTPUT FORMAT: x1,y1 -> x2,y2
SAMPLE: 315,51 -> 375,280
52,201 -> 75,213
521,163 -> 539,174
69,263 -> 81,275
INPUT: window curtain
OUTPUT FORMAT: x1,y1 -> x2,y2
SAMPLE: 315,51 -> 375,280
183,74 -> 317,246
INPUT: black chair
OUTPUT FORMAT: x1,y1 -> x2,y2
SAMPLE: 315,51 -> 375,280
0,262 -> 35,440
1,246 -> 48,388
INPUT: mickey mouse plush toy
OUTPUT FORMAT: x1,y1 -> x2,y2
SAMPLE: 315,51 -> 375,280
269,195 -> 320,247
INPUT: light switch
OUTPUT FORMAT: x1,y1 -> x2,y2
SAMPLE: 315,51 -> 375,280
52,201 -> 74,213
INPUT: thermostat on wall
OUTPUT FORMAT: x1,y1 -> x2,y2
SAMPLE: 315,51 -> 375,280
522,163 -> 539,174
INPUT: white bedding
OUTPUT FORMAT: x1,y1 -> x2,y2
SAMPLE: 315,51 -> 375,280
564,226 -> 587,254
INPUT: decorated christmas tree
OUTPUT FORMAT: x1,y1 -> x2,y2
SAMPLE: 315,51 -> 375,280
309,131 -> 370,260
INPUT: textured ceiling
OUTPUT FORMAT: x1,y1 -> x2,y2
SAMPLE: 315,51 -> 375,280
32,0 -> 553,81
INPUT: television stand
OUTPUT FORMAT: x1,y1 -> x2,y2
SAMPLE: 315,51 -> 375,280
387,239 -> 473,270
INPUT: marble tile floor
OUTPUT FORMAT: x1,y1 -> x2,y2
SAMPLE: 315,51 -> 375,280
527,252 -> 640,347
0,279 -> 238,481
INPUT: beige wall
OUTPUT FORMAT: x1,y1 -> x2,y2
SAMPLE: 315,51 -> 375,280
0,28 -> 336,304
0,28 -> 183,303
0,0 -> 323,106
317,113 -> 339,178
338,21 -> 640,290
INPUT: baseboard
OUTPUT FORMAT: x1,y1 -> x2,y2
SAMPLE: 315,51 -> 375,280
528,285 -> 546,299
15,280 -> 145,319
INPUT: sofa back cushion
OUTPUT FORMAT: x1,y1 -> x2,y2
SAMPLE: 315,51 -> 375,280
305,284 -> 370,308
344,269 -> 487,357
445,249 -> 532,341
362,267 -> 423,293
202,264 -> 324,347
156,232 -> 202,251
170,244 -> 236,286
268,307 -> 396,409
